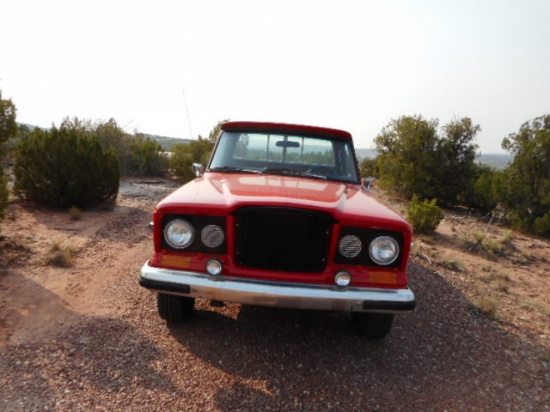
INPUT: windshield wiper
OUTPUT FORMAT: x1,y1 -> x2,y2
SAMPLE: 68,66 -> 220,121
262,168 -> 327,180
208,166 -> 262,174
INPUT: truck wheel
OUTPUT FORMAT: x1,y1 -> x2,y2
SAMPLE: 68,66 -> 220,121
351,313 -> 395,339
157,293 -> 195,323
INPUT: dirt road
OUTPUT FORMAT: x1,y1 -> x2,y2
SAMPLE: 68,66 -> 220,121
0,179 -> 548,411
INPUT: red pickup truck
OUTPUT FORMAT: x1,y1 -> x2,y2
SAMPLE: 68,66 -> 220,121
139,121 -> 416,339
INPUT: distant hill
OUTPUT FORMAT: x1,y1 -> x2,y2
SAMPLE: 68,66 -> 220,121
475,153 -> 512,169
355,147 -> 511,170
355,148 -> 378,160
18,122 -> 45,131
147,135 -> 191,151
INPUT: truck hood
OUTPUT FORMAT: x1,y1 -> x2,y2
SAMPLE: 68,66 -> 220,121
156,173 -> 410,231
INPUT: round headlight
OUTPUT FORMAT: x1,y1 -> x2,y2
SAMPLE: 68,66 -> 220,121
201,225 -> 225,248
369,236 -> 399,265
339,235 -> 362,258
164,219 -> 194,249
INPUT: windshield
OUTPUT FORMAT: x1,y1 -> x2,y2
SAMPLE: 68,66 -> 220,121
208,131 -> 360,183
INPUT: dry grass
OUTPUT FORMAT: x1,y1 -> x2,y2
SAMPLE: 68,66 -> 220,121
371,187 -> 549,348
0,235 -> 31,267
439,257 -> 465,273
462,229 -> 519,261
46,242 -> 77,267
473,294 -> 499,319
479,269 -> 512,293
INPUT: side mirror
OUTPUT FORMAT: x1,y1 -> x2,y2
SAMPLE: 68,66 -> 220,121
192,163 -> 204,177
363,177 -> 375,191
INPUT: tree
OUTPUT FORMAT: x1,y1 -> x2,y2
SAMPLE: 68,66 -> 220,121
128,133 -> 168,176
170,138 -> 214,182
207,119 -> 229,142
0,90 -> 17,149
169,120 -> 227,181
374,115 -> 480,205
59,116 -> 94,133
359,157 -> 379,179
93,118 -> 131,173
0,90 -> 17,223
0,168 -> 8,222
468,164 -> 506,215
501,115 -> 550,235
374,115 -> 441,199
437,118 -> 480,204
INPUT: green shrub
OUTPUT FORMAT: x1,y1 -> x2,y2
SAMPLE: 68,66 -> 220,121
91,118 -> 130,174
0,168 -> 8,221
127,134 -> 169,176
359,157 -> 379,179
61,117 -> 168,177
466,165 -> 505,214
501,115 -> 550,236
534,214 -> 550,236
406,195 -> 444,233
169,139 -> 214,182
69,206 -> 82,220
14,127 -> 119,208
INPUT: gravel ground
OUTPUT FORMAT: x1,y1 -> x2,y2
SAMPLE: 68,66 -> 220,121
0,180 -> 548,411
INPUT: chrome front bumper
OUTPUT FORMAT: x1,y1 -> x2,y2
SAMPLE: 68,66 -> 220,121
139,262 -> 416,314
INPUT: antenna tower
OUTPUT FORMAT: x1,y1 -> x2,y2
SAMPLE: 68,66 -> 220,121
183,90 -> 194,139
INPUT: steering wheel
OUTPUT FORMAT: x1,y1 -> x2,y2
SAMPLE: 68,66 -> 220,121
307,165 -> 337,176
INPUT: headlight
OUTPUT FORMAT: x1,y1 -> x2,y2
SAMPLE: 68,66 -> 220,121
339,235 -> 362,258
369,236 -> 399,265
201,225 -> 225,248
164,219 -> 194,249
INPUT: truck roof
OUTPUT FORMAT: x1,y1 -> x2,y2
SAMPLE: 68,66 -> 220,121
222,121 -> 353,141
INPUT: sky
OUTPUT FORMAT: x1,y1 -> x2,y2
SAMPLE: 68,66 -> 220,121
1,0 -> 549,153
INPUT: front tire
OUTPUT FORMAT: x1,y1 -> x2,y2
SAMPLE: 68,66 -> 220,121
351,313 -> 395,339
157,293 -> 195,323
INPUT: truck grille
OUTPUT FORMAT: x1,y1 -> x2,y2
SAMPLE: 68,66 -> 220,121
235,207 -> 332,273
